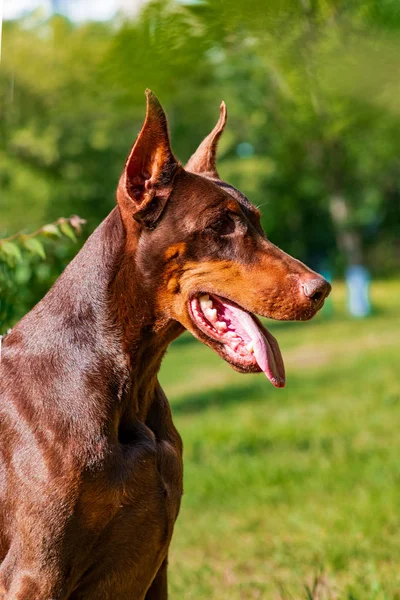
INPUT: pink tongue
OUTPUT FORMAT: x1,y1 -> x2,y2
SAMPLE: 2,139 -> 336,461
224,302 -> 286,388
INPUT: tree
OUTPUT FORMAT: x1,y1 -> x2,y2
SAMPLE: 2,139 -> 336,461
1,0 -> 400,328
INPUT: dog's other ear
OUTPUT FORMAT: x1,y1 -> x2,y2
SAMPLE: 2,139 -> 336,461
117,89 -> 179,228
185,102 -> 227,179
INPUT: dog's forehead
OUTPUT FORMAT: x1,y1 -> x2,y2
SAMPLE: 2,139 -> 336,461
170,170 -> 260,223
213,180 -> 255,212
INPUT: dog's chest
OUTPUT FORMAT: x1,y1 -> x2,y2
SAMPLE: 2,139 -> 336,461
67,425 -> 183,598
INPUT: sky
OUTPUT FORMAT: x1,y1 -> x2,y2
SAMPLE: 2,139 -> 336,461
3,0 -> 147,21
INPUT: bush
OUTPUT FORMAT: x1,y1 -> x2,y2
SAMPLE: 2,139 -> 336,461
0,215 -> 85,330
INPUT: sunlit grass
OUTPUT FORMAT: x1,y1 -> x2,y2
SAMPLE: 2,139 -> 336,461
160,280 -> 400,599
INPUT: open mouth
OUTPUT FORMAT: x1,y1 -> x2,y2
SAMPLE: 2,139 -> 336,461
189,293 -> 285,388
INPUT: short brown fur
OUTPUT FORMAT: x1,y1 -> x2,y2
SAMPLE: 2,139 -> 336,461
0,90 -> 330,599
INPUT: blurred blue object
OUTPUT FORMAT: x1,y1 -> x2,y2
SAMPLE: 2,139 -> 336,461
346,265 -> 371,317
236,142 -> 254,158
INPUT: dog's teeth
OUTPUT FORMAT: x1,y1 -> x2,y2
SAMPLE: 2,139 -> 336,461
199,299 -> 208,311
226,331 -> 236,339
215,321 -> 227,332
199,295 -> 213,311
246,342 -> 254,353
206,308 -> 217,322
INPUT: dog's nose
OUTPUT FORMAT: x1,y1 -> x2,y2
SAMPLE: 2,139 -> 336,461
301,277 -> 331,304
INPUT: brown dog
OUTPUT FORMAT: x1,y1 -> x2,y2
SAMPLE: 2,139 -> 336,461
0,90 -> 330,599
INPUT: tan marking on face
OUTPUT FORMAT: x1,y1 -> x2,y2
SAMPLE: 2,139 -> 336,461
162,243 -> 188,296
225,198 -> 240,213
164,243 -> 187,261
167,277 -> 180,294
154,233 -> 326,346
161,246 -> 316,322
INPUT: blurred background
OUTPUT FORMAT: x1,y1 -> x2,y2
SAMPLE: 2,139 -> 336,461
1,1 -> 400,598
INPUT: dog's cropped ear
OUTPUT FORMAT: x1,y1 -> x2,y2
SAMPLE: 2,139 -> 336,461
117,89 -> 179,228
185,102 -> 227,179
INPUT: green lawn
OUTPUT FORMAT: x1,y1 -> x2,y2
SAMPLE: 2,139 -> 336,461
160,281 -> 400,599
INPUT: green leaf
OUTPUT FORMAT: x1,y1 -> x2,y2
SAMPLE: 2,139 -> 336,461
69,215 -> 86,234
41,224 -> 61,238
0,241 -> 22,264
23,237 -> 46,259
60,221 -> 77,242
14,263 -> 32,285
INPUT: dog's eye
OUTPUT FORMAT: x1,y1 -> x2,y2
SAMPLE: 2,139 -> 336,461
208,215 -> 236,236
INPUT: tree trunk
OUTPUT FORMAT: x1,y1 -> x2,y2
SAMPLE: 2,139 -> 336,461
329,194 -> 363,266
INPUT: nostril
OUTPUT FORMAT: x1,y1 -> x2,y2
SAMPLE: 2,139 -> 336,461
302,278 -> 331,303
311,290 -> 323,302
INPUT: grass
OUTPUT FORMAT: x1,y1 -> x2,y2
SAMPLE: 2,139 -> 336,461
159,281 -> 400,599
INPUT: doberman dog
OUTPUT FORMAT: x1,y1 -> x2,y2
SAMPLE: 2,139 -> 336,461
0,90 -> 330,599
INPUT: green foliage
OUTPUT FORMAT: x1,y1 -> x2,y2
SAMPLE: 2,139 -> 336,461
1,0 -> 400,321
0,216 -> 86,330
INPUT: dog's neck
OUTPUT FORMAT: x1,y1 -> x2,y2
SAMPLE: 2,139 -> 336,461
12,207 -> 180,429
88,207 -> 182,416
107,209 -> 183,418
